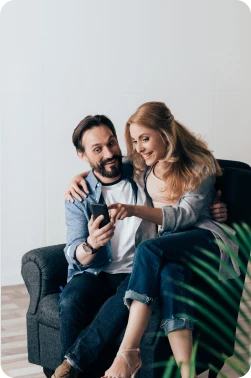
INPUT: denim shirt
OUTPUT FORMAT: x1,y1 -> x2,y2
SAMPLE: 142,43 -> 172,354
64,160 -> 157,282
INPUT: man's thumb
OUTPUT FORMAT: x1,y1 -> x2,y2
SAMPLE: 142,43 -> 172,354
216,190 -> 222,200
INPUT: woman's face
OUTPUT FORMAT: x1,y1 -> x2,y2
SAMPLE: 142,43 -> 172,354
129,123 -> 167,166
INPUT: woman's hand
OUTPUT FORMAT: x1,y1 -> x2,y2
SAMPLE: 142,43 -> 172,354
210,190 -> 227,223
64,171 -> 90,202
108,203 -> 136,221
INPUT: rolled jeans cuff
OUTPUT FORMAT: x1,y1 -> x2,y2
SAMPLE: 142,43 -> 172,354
124,290 -> 158,311
65,354 -> 83,373
161,318 -> 194,334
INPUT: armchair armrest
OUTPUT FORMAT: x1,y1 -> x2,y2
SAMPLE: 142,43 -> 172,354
21,244 -> 68,315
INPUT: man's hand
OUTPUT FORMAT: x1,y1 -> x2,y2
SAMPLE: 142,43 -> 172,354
210,190 -> 227,223
64,172 -> 90,203
108,203 -> 135,222
87,215 -> 115,249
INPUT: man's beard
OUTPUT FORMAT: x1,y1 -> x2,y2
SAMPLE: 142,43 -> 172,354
91,154 -> 123,178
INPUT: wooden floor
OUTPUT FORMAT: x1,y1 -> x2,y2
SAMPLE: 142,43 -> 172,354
1,275 -> 251,378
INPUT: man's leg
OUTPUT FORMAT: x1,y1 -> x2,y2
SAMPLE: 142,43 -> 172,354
65,274 -> 130,373
59,272 -> 113,360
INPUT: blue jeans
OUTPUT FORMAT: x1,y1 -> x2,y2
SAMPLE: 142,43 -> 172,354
124,228 -> 220,334
65,275 -> 131,373
63,263 -> 196,373
59,271 -> 128,360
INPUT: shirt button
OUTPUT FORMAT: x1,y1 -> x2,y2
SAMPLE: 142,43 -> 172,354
109,259 -> 111,262
94,272 -> 97,275
97,183 -> 99,186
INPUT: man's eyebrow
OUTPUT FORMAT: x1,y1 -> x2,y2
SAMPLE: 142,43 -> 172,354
91,143 -> 101,148
91,135 -> 115,148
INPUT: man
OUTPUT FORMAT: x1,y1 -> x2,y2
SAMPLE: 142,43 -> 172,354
53,114 -> 227,378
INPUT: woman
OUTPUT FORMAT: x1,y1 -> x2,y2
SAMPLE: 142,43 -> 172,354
65,102 -> 239,378
95,101 -> 239,378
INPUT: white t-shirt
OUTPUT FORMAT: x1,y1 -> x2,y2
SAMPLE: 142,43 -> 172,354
102,179 -> 142,274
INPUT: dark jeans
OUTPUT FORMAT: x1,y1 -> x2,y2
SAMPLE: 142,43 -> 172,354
124,228 -> 220,333
65,275 -> 131,373
59,271 -> 128,360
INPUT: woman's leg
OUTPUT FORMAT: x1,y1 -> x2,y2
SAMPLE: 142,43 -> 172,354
103,301 -> 152,377
125,229 -> 217,308
104,229 -> 219,378
160,263 -> 196,378
168,329 -> 195,378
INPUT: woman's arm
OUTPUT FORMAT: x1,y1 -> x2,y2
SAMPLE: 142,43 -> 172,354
161,175 -> 216,232
109,175 -> 219,230
64,171 -> 91,202
108,203 -> 163,225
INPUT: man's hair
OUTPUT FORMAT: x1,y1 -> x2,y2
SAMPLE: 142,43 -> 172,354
72,115 -> 117,153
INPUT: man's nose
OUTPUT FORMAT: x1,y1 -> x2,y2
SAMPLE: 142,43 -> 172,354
103,147 -> 114,158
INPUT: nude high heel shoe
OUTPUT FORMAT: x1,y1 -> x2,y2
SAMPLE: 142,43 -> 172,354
101,348 -> 142,378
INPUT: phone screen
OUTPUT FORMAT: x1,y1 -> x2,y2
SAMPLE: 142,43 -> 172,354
91,203 -> 110,228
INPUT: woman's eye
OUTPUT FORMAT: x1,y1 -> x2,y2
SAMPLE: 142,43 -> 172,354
142,138 -> 149,142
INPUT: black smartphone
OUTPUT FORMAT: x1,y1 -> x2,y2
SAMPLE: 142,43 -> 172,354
91,203 -> 110,228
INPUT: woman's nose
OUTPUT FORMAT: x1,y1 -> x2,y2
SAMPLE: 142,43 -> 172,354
136,142 -> 144,153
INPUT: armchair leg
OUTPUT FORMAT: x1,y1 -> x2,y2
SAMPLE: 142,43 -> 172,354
43,367 -> 55,378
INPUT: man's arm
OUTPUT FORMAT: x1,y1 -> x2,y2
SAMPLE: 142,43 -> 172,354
210,190 -> 227,223
65,200 -> 114,270
75,215 -> 115,265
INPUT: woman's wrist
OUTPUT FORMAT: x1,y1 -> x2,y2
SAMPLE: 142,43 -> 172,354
132,205 -> 137,217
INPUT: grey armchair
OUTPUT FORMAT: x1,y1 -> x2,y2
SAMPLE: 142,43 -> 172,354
21,159 -> 251,378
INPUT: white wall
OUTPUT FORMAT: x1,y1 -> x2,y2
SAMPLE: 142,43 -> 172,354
1,0 -> 251,285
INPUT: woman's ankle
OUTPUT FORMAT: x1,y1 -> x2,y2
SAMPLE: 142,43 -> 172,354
178,361 -> 197,378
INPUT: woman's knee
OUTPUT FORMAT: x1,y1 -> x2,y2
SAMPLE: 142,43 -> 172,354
136,238 -> 161,261
162,263 -> 193,283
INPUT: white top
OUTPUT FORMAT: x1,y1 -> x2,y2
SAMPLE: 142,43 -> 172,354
146,169 -> 177,208
102,179 -> 142,274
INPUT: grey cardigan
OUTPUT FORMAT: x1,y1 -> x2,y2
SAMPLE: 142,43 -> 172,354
134,167 -> 240,281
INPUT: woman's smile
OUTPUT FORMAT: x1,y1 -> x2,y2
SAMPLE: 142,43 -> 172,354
141,152 -> 153,160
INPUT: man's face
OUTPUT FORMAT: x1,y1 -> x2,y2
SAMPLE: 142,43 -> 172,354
79,125 -> 122,179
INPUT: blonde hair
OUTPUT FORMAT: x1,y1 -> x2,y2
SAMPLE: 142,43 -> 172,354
125,101 -> 222,202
